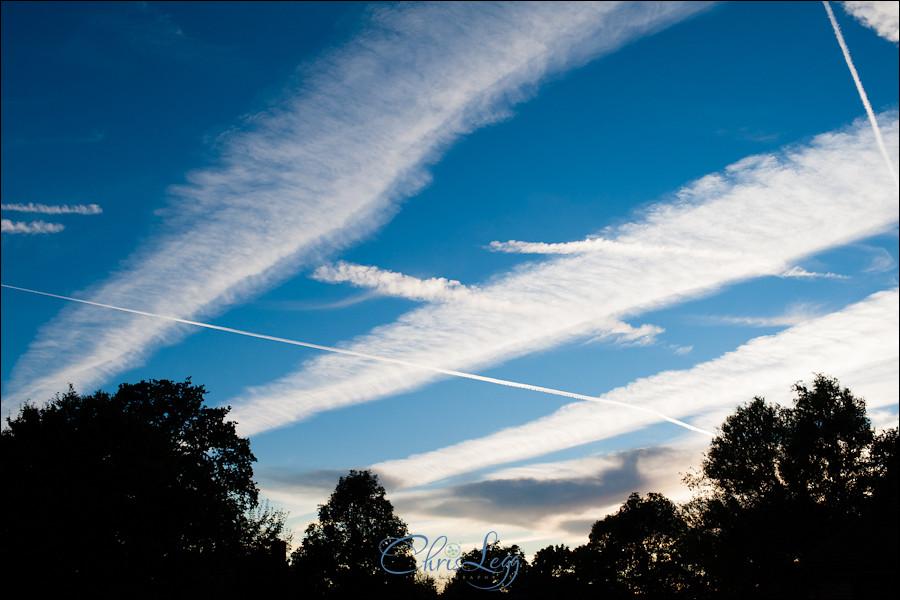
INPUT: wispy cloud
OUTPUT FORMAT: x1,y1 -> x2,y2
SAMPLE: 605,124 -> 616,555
583,321 -> 665,347
313,262 -> 478,305
373,289 -> 899,490
701,303 -> 825,327
842,0 -> 900,42
1,220 -> 65,235
227,115 -> 899,436
861,245 -> 897,272
313,263 -> 665,352
779,265 -> 847,279
1,203 -> 103,215
255,293 -> 378,312
3,2 -> 712,414
488,236 -> 736,259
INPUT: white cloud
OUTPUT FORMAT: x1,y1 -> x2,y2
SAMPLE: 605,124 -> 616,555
1,203 -> 102,215
226,115 -> 899,436
3,2 -> 711,414
842,1 -> 900,42
313,261 -> 480,305
373,289 -> 899,489
779,266 -> 847,279
1,220 -> 65,234
314,263 -> 665,346
583,321 -> 665,347
488,236 -> 738,259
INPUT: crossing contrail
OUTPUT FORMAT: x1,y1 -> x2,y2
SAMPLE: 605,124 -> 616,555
1,283 -> 714,437
823,1 -> 899,188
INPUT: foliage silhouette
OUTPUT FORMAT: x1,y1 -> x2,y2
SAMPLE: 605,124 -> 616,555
2,379 -> 290,597
689,374 -> 890,597
524,375 -> 895,598
6,374 -> 893,598
290,469 -> 433,597
522,542 -> 607,597
441,537 -> 527,596
577,492 -> 696,598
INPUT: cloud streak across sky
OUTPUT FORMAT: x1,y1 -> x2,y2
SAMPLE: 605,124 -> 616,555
312,261 -> 666,346
3,2 -> 712,414
488,236 -> 740,259
1,203 -> 103,215
228,114 -> 898,436
779,266 -> 848,279
373,288 -> 899,490
1,220 -> 66,235
313,261 -> 483,306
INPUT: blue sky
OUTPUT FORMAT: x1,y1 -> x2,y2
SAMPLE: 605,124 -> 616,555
2,1 -> 898,561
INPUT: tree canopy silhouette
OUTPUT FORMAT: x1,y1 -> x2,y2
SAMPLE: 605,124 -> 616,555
528,543 -> 578,595
441,536 -> 527,596
526,374 -> 896,598
290,469 -> 429,597
690,374 -> 893,597
579,492 -> 696,598
2,379 -> 289,597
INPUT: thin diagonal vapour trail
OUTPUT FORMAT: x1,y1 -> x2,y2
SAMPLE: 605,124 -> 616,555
0,284 -> 713,437
823,1 -> 899,188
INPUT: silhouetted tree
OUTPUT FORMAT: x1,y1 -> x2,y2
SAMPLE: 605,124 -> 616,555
701,396 -> 786,507
442,537 -> 527,596
781,375 -> 873,508
576,492 -> 696,598
2,379 -> 290,597
690,374 -> 888,597
689,396 -> 798,594
239,501 -> 293,593
291,469 -> 428,597
524,544 -> 583,596
867,426 -> 898,494
530,544 -> 574,580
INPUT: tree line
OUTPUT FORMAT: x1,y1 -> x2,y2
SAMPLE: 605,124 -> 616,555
3,375 -> 896,597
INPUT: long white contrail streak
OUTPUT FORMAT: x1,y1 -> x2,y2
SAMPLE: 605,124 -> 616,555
1,283 -> 713,437
823,1 -> 899,188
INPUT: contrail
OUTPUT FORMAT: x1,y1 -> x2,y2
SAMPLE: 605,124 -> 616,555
1,283 -> 714,437
823,1 -> 899,188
